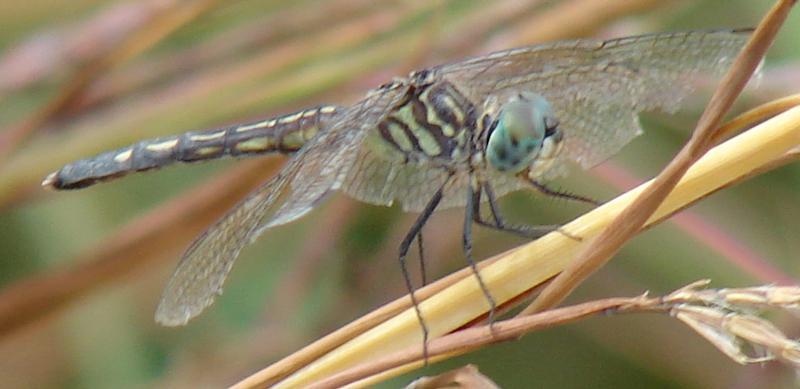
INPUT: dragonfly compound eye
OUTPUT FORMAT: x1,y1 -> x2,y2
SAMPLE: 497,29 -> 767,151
486,92 -> 557,173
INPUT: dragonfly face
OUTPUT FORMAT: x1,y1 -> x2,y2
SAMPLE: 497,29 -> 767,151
485,92 -> 562,175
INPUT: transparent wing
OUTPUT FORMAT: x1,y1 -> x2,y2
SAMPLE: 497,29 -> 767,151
155,88 -> 406,326
155,160 -> 298,326
343,144 -> 526,212
343,142 -> 450,211
436,29 -> 751,171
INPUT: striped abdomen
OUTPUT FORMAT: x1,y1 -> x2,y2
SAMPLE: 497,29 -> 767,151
43,105 -> 341,190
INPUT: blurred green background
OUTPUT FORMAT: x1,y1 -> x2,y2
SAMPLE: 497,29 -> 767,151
0,0 -> 798,387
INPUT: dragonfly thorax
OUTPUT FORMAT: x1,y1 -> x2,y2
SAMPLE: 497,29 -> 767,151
485,92 -> 561,175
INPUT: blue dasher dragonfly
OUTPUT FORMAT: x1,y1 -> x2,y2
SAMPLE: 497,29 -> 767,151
43,29 -> 750,330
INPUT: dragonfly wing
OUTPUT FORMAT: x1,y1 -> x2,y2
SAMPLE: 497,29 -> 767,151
154,149 -> 303,326
264,85 -> 410,228
343,146 -> 528,212
155,87 -> 407,326
436,29 -> 751,172
343,144 -> 451,212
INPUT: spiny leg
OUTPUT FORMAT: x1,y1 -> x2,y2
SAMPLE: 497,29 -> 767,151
398,179 -> 448,362
527,179 -> 601,241
475,182 -> 560,239
527,179 -> 600,206
464,182 -> 499,326
417,232 -> 427,286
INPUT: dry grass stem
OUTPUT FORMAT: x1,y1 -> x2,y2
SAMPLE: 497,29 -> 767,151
404,364 -> 499,389
234,98 -> 800,387
713,94 -> 800,143
311,281 -> 800,388
522,0 -> 795,316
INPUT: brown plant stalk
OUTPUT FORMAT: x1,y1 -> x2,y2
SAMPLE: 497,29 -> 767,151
235,100 -> 800,387
312,281 -> 800,388
522,0 -> 796,316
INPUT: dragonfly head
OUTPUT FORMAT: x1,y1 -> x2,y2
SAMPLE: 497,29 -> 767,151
486,92 -> 562,176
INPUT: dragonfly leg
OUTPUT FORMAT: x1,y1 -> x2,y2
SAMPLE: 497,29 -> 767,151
527,179 -> 600,206
465,183 -> 499,328
417,232 -> 427,287
474,183 -> 560,239
527,179 -> 601,240
398,179 -> 448,363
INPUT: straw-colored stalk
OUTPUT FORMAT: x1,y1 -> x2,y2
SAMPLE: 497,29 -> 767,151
232,97 -> 800,388
324,280 -> 800,388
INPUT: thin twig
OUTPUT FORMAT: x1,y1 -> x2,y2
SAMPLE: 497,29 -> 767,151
311,281 -> 800,388
236,101 -> 800,387
522,0 -> 796,316
593,95 -> 800,285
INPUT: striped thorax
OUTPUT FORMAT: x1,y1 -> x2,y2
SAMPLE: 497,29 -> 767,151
374,72 -> 478,166
372,75 -> 565,184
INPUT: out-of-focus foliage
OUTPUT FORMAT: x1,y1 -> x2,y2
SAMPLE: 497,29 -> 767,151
0,1 -> 797,388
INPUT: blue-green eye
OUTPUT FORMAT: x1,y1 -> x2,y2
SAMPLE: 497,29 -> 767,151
486,93 -> 557,173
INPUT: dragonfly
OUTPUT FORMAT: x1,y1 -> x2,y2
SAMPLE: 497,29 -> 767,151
43,29 -> 750,332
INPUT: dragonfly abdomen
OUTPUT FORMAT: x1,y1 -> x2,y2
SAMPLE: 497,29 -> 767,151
43,105 -> 341,190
